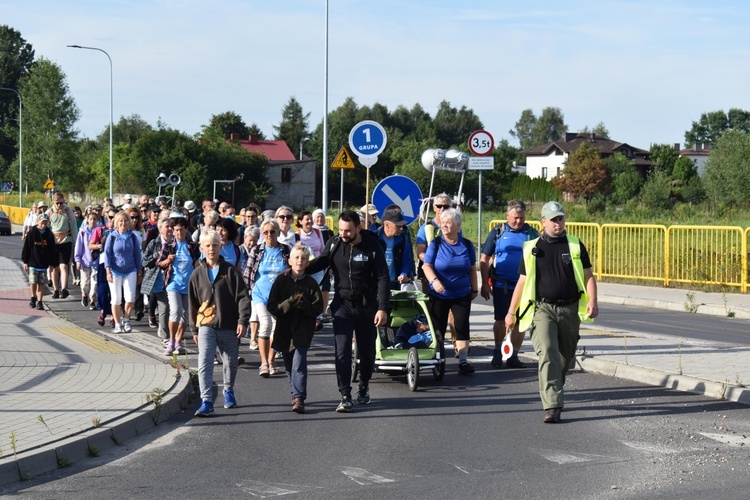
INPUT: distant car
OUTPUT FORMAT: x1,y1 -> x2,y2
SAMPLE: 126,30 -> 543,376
0,210 -> 11,235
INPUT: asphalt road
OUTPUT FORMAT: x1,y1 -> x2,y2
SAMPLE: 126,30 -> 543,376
4,233 -> 750,498
4,341 -> 750,499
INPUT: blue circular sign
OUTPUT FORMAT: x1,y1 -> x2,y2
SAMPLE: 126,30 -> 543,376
372,175 -> 423,225
349,120 -> 387,158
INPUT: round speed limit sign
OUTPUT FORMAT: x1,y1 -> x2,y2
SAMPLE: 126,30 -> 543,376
468,130 -> 495,156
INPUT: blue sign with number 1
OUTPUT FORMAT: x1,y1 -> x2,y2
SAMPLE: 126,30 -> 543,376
349,120 -> 387,158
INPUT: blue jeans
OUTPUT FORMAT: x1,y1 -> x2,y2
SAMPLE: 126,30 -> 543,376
197,326 -> 239,403
283,346 -> 309,400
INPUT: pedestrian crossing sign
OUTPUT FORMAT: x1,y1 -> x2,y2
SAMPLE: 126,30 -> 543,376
331,146 -> 355,170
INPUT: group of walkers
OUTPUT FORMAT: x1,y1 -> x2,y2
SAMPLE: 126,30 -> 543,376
20,190 -> 598,424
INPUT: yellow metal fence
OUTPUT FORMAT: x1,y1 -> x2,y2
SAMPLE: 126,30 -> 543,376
488,220 -> 749,293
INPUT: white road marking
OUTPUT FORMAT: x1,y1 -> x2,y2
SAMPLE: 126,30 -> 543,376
238,480 -> 300,497
700,432 -> 750,447
340,466 -> 395,485
621,440 -> 701,454
454,465 -> 470,474
536,449 -> 617,465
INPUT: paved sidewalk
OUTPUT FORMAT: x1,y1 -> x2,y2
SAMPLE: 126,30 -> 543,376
0,257 -> 191,486
1,241 -> 749,487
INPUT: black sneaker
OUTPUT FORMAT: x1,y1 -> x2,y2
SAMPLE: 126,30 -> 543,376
47,279 -> 53,287
61,289 -> 69,299
36,300 -> 44,310
505,357 -> 526,369
148,316 -> 157,328
491,350 -> 503,369
29,297 -> 37,308
356,386 -> 370,405
458,361 -> 475,374
52,290 -> 60,299
136,311 -> 144,321
336,395 -> 353,413
81,295 -> 89,307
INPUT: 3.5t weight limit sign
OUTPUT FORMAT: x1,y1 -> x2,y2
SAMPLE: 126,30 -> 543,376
468,130 -> 494,156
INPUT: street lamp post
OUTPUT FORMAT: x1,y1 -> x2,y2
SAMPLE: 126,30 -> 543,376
0,87 -> 23,207
67,45 -> 114,200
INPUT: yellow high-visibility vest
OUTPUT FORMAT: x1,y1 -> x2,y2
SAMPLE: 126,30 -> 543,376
517,235 -> 593,331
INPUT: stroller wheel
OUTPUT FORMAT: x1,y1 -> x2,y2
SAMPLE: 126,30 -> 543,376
407,347 -> 420,391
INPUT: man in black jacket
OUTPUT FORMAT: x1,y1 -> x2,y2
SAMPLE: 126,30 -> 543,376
307,210 -> 389,412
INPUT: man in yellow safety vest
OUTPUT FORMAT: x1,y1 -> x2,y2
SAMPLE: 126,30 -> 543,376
505,201 -> 598,424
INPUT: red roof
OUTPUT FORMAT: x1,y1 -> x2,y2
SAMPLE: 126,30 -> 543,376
230,134 -> 296,162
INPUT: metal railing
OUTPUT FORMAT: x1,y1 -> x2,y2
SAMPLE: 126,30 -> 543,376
487,219 -> 750,292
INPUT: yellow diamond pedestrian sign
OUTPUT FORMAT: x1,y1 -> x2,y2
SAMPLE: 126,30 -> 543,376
43,178 -> 55,190
331,146 -> 355,170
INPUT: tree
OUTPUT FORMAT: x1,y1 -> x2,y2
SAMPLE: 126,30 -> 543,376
532,107 -> 567,146
703,129 -> 750,208
671,156 -> 698,182
206,111 -> 249,139
509,109 -> 536,150
578,122 -> 610,139
18,57 -> 80,192
0,25 -> 35,171
649,143 -> 679,175
682,109 -> 750,147
273,96 -> 310,159
433,100 -> 483,148
96,113 -> 154,149
247,123 -> 266,139
640,171 -> 672,210
552,142 -> 609,202
604,153 -> 642,204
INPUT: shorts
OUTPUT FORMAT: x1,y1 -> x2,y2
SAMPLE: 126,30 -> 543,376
54,242 -> 73,264
492,282 -> 515,321
29,268 -> 47,285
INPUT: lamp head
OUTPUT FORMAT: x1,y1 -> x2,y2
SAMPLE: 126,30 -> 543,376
421,149 -> 446,171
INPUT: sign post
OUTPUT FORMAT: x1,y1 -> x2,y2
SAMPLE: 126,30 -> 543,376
331,146 -> 355,210
468,130 -> 495,256
349,120 -> 387,209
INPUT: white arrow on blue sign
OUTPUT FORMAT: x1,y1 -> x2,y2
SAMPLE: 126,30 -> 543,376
349,120 -> 387,167
372,175 -> 423,224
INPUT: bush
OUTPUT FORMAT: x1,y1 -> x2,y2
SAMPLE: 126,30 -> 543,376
587,194 -> 607,215
508,175 -> 561,202
640,172 -> 672,210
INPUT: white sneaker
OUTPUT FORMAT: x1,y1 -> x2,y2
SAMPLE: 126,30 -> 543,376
123,319 -> 132,333
113,323 -> 123,333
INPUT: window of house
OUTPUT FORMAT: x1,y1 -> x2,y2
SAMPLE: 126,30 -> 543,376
281,167 -> 292,183
557,167 -> 561,177
542,167 -> 548,179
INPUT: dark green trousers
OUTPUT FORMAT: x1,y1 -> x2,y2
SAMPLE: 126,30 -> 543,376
530,302 -> 580,410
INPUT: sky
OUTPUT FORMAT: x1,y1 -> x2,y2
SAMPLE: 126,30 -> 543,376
4,0 -> 750,152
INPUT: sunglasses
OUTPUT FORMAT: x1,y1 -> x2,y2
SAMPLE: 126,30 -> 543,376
277,215 -> 292,220
263,230 -> 277,235
434,204 -> 450,209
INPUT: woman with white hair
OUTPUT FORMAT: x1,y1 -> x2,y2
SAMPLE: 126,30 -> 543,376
422,208 -> 478,375
275,205 -> 298,248
243,218 -> 291,376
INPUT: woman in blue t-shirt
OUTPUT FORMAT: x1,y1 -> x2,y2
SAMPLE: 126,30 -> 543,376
422,208 -> 478,375
243,218 -> 290,377
157,214 -> 200,356
216,217 -> 241,270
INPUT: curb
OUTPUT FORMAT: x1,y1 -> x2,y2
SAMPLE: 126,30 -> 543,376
0,365 -> 193,487
573,355 -> 750,406
598,295 -> 750,320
